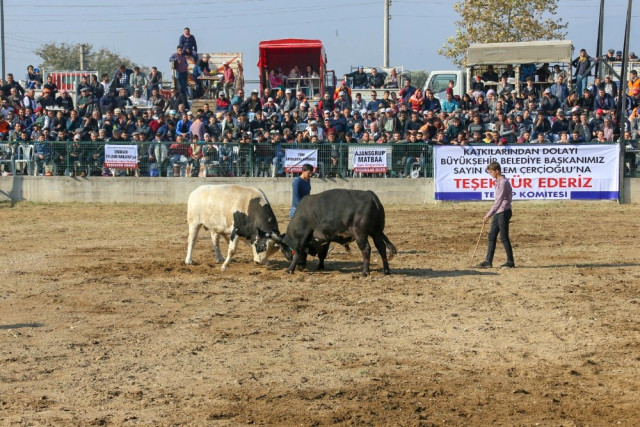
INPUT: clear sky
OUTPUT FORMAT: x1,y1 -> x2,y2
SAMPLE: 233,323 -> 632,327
2,0 -> 637,84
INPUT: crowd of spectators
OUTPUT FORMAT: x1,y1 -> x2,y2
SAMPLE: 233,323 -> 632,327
0,43 -> 639,177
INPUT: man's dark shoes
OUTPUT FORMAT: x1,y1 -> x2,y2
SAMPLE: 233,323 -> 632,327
500,261 -> 515,268
477,260 -> 492,268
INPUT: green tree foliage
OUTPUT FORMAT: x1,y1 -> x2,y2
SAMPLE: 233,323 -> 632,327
34,43 -> 141,76
439,0 -> 568,68
408,70 -> 428,90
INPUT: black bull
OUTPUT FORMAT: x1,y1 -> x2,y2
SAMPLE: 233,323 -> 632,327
270,189 -> 397,276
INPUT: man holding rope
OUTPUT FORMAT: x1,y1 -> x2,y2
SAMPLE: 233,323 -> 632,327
478,161 -> 515,269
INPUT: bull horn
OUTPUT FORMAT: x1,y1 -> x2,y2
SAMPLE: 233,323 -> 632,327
266,232 -> 284,243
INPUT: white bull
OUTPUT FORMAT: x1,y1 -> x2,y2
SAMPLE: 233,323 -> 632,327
185,184 -> 282,270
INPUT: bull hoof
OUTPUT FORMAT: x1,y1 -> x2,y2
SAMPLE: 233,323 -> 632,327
221,265 -> 228,271
384,269 -> 391,275
362,272 -> 369,277
185,259 -> 193,265
287,270 -> 294,274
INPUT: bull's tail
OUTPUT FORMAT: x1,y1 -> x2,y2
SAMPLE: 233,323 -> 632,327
382,233 -> 397,261
368,190 -> 386,230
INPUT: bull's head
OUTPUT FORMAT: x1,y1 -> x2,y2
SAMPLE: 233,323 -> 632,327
264,231 -> 294,262
252,230 -> 284,264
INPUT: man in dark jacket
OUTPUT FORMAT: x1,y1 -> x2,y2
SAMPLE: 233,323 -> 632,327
571,49 -> 594,98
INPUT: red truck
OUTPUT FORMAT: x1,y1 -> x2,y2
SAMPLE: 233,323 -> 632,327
257,39 -> 335,99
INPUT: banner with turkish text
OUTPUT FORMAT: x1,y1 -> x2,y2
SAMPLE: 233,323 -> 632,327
104,145 -> 138,169
284,148 -> 318,173
434,144 -> 620,201
349,147 -> 389,173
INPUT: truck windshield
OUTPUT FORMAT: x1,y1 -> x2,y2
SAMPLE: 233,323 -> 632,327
429,74 -> 457,93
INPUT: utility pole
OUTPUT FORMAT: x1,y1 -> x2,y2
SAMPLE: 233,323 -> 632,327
596,0 -> 605,78
383,0 -> 390,68
617,0 -> 633,203
1,0 -> 5,78
79,44 -> 86,70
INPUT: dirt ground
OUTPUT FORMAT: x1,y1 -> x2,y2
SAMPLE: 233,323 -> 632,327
1,200 -> 640,425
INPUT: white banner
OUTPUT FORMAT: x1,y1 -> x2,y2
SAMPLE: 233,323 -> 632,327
350,146 -> 389,173
104,145 -> 138,169
284,148 -> 317,173
434,144 -> 620,201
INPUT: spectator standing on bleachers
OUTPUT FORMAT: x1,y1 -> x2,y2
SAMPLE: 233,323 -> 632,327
571,49 -> 594,98
169,45 -> 189,98
222,62 -> 235,99
179,27 -> 198,60
535,63 -> 551,84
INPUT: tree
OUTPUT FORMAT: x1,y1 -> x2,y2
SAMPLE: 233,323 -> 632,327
439,0 -> 568,68
408,70 -> 428,90
34,43 -> 141,76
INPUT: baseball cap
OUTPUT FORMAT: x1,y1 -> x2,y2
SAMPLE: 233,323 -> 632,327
114,108 -> 122,114
268,97 -> 273,102
608,48 -> 615,54
323,110 -> 330,114
596,108 -> 604,114
339,91 -> 345,96
285,88 -> 291,94
544,88 -> 551,94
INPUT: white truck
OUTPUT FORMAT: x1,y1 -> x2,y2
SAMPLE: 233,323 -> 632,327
424,40 -> 575,100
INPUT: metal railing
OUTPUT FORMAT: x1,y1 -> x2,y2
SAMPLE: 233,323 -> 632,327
2,141 -> 637,178
0,141 -> 436,178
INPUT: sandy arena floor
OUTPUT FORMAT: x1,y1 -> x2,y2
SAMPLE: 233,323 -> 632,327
1,200 -> 639,425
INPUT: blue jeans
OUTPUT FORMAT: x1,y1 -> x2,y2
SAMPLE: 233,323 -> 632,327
177,72 -> 188,97
272,156 -> 284,176
576,75 -> 588,98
